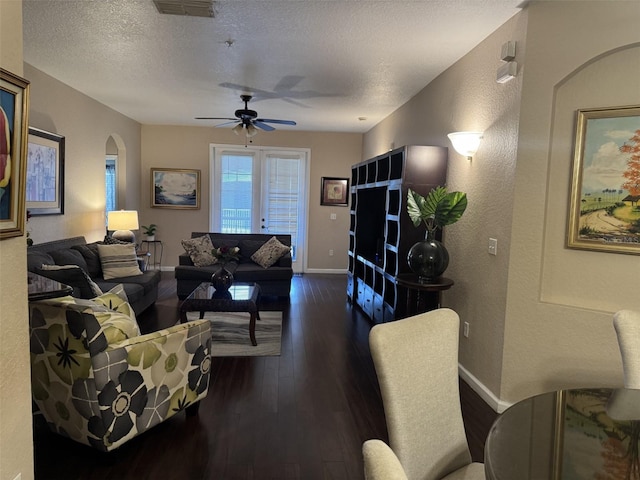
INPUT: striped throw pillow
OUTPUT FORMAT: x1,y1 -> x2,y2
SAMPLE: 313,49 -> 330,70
97,244 -> 143,280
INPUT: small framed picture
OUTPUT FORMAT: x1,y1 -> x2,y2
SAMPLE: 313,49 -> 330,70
26,127 -> 65,215
321,177 -> 349,206
151,168 -> 201,209
567,105 -> 640,254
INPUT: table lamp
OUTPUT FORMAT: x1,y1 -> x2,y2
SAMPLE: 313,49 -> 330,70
107,210 -> 139,243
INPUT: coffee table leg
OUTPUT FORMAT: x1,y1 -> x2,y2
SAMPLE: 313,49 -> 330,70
249,313 -> 257,346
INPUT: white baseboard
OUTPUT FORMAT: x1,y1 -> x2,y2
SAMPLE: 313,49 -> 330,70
303,268 -> 348,274
458,364 -> 512,414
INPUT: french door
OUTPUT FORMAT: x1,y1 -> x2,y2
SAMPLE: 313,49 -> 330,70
210,145 -> 308,273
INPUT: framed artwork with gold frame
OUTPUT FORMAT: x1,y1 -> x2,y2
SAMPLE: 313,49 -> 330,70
0,68 -> 30,239
567,105 -> 640,254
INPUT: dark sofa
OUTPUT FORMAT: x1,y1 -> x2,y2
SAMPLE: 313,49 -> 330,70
175,232 -> 293,299
27,236 -> 161,315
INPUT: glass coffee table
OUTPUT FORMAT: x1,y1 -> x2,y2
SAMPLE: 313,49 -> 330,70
179,282 -> 261,346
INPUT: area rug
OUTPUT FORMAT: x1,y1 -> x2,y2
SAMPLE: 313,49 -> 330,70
185,310 -> 282,357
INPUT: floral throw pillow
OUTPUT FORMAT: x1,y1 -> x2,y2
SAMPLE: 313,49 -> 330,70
251,236 -> 290,269
181,235 -> 217,267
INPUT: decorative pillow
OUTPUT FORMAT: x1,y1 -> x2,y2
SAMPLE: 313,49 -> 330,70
62,291 -> 140,343
102,235 -> 133,245
239,239 -> 267,263
92,284 -> 136,321
250,236 -> 291,268
182,235 -> 217,267
39,264 -> 103,298
97,243 -> 143,280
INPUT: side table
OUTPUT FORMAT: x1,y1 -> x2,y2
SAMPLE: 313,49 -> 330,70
395,274 -> 454,318
140,240 -> 163,270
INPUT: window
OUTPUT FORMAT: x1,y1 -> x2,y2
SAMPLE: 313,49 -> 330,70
105,155 -> 117,216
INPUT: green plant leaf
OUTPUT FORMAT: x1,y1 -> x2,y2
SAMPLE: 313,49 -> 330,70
436,191 -> 468,226
407,187 -> 467,230
407,188 -> 430,227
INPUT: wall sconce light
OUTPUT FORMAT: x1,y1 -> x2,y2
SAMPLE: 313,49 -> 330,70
107,210 -> 139,243
447,131 -> 483,161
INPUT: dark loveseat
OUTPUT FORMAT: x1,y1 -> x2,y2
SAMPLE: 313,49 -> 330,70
175,232 -> 293,299
27,236 -> 161,315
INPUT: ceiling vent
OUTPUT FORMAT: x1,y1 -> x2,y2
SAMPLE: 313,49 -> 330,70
152,0 -> 215,18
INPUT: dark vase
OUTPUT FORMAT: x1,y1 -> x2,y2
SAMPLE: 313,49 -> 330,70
211,265 -> 234,291
407,231 -> 449,283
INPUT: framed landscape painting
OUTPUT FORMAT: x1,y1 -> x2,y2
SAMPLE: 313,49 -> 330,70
0,68 -> 29,239
151,168 -> 200,209
567,105 -> 640,254
26,127 -> 65,215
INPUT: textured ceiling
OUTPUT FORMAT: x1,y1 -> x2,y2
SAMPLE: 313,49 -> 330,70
22,0 -> 522,133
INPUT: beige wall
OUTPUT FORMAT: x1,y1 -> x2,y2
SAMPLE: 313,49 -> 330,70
364,11 -> 526,405
0,2 -> 34,479
24,64 -> 142,244
141,126 -> 361,271
502,1 -> 640,403
364,0 -> 640,408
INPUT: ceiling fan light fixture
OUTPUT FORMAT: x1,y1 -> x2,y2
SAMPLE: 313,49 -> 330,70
232,124 -> 244,136
246,124 -> 258,137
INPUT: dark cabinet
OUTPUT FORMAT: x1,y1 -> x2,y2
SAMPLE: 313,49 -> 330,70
347,145 -> 448,322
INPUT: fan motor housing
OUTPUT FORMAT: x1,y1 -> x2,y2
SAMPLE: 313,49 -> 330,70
236,108 -> 257,119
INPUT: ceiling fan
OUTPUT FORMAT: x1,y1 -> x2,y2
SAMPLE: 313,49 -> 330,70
195,94 -> 297,138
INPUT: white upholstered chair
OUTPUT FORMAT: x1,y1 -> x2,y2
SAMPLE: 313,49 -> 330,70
613,309 -> 640,389
367,308 -> 485,480
363,439 -> 409,480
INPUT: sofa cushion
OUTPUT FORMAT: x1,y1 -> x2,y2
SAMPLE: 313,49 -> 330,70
182,235 -> 217,267
27,251 -> 55,272
251,236 -> 291,268
39,264 -> 103,298
97,244 -> 143,280
233,263 -> 293,282
57,294 -> 140,344
71,242 -> 102,278
49,248 -> 90,272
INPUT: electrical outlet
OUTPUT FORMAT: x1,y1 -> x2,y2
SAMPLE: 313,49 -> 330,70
329,249 -> 334,256
463,322 -> 470,338
488,238 -> 498,256
330,213 -> 337,220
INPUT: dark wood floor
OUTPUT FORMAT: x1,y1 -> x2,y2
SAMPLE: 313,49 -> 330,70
33,273 -> 497,479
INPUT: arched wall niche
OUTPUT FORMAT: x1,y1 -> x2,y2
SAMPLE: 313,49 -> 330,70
106,133 -> 127,209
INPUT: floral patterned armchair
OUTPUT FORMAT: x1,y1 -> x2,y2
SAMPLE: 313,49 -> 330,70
28,291 -> 211,452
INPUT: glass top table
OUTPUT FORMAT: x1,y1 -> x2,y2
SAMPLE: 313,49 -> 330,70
179,282 -> 261,346
485,387 -> 640,479
28,272 -> 73,301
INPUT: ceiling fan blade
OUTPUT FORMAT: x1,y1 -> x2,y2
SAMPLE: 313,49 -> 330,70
256,118 -> 297,126
195,117 -> 237,120
253,121 -> 275,132
215,120 -> 241,128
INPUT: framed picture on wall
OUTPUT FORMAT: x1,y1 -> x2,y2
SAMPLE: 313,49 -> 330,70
321,177 -> 349,206
26,127 -> 65,215
0,68 -> 30,239
151,168 -> 201,209
567,105 -> 640,254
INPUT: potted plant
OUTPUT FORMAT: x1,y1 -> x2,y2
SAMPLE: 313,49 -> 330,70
406,187 -> 467,282
141,223 -> 157,241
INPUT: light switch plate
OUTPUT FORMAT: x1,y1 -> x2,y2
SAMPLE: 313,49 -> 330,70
488,238 -> 498,256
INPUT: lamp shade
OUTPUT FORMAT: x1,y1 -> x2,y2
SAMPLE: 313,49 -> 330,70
107,210 -> 139,243
447,132 -> 483,160
107,210 -> 139,230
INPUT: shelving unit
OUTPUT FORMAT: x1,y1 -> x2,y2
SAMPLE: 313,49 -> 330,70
347,145 -> 448,322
